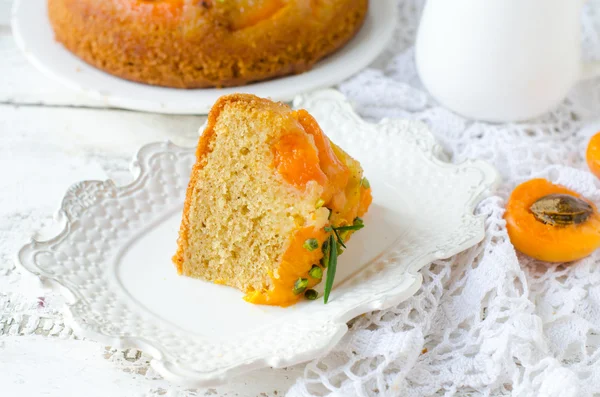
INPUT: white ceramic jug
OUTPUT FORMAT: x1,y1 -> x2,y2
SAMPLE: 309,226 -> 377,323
415,0 -> 600,122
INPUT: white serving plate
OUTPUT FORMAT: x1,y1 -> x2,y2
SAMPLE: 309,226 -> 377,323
16,90 -> 498,386
11,0 -> 396,115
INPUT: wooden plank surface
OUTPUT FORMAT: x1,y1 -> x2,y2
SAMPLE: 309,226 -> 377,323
0,31 -> 106,108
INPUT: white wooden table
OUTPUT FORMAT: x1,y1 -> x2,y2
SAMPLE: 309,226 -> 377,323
0,1 -> 303,395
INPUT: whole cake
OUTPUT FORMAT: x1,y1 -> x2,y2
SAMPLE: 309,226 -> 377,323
48,0 -> 369,88
173,94 -> 371,306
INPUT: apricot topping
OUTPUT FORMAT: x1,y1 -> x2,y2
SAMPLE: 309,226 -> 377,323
505,179 -> 600,263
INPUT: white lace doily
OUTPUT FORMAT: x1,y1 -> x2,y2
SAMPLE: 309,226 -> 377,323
288,1 -> 600,396
4,1 -> 600,396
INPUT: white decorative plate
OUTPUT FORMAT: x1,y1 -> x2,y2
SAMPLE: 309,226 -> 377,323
11,0 -> 396,115
16,90 -> 498,386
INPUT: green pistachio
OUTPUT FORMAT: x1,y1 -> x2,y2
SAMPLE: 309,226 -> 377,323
303,238 -> 319,251
309,265 -> 323,279
304,289 -> 318,300
360,177 -> 371,189
293,278 -> 308,295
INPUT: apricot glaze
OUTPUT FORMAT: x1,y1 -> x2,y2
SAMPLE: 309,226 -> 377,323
257,109 -> 372,306
244,227 -> 328,306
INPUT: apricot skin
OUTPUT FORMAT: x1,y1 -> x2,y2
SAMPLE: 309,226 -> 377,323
587,132 -> 600,180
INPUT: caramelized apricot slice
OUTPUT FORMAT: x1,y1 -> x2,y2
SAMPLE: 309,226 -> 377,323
587,132 -> 600,179
505,178 -> 600,262
271,132 -> 328,189
295,109 -> 351,205
224,0 -> 285,30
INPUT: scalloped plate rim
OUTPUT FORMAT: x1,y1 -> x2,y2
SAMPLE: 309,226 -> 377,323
15,90 -> 499,386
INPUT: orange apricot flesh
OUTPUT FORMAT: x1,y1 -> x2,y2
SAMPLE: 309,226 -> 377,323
255,109 -> 371,306
271,132 -> 329,190
505,178 -> 600,263
586,132 -> 600,180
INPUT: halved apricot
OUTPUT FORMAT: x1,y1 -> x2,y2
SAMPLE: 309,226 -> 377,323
505,178 -> 600,262
586,132 -> 600,179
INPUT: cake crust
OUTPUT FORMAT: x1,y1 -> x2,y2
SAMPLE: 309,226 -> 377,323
48,0 -> 368,88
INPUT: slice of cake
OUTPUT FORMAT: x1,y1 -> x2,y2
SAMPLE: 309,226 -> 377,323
173,94 -> 372,306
